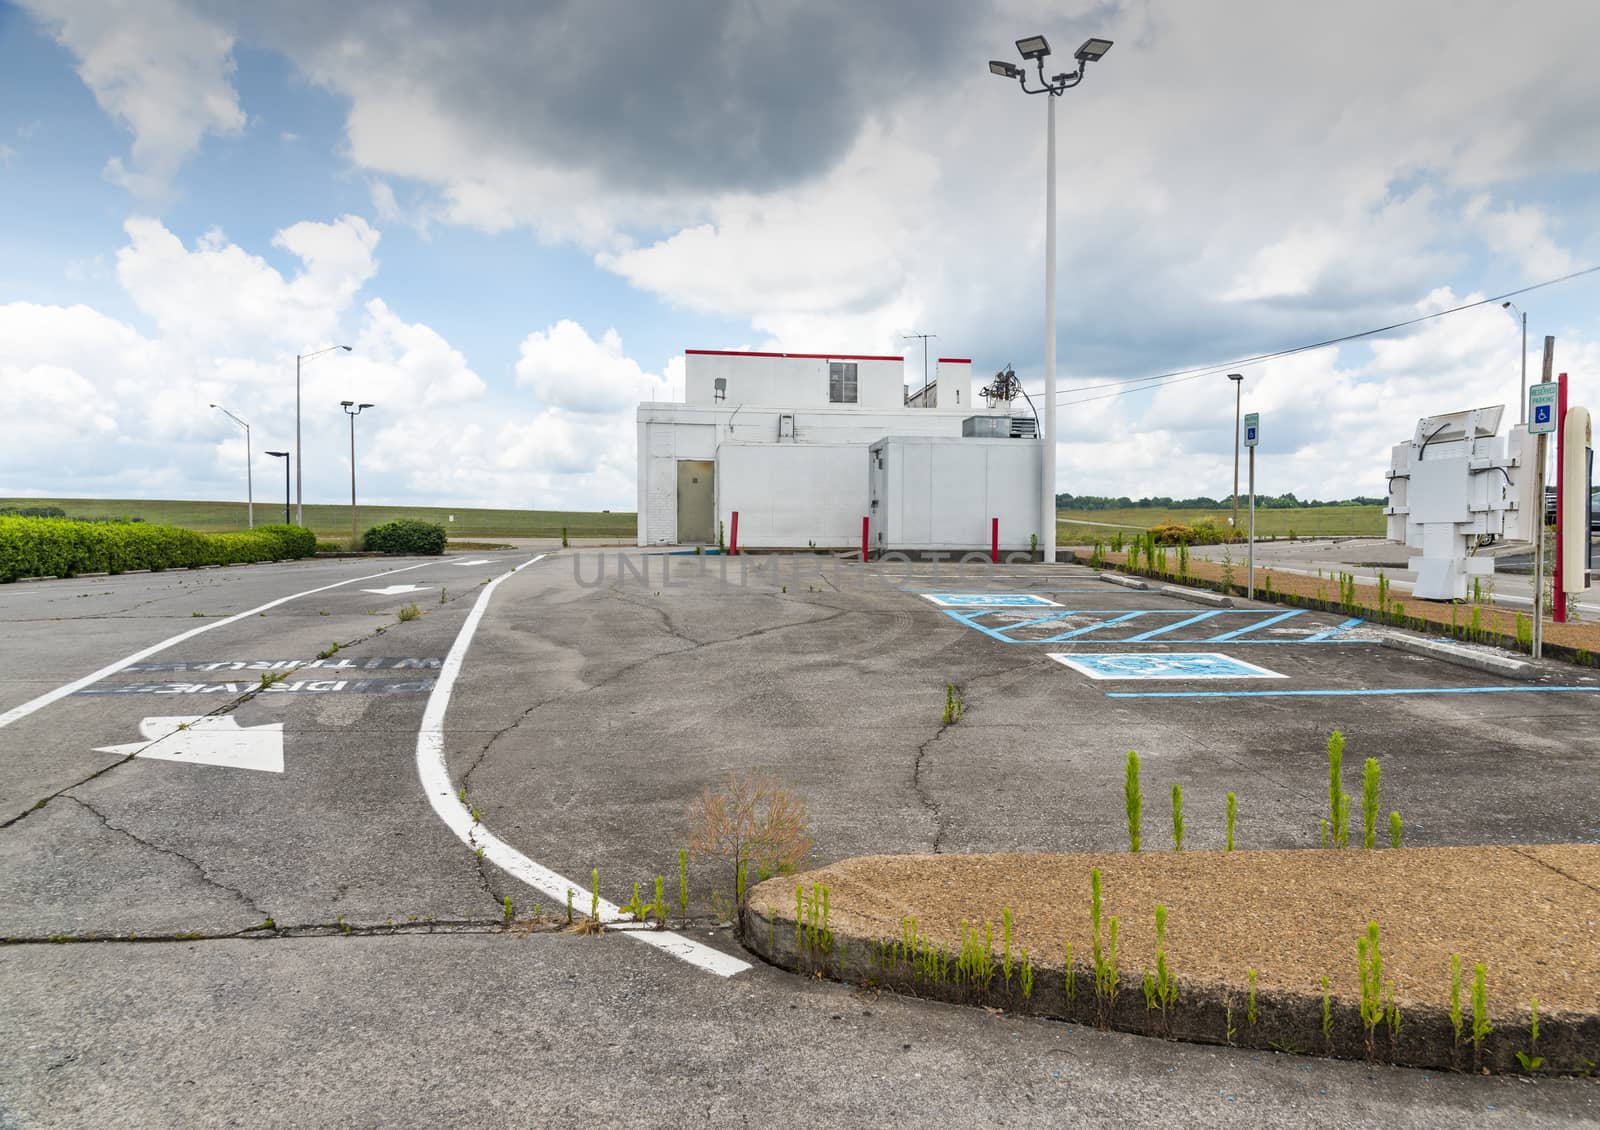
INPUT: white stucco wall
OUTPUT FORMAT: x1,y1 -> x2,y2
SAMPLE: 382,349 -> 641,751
716,443 -> 868,549
684,351 -> 905,410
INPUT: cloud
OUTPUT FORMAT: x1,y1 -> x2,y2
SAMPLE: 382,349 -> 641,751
20,0 -> 246,199
515,321 -> 680,416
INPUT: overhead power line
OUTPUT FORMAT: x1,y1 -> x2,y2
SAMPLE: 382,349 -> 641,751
1045,262 -> 1600,408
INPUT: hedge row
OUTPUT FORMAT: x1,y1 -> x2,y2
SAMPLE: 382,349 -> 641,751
0,518 -> 317,581
363,518 -> 447,555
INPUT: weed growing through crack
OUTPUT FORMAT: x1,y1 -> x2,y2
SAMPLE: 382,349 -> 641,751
1327,730 -> 1347,848
475,846 -> 485,863
1321,819 -> 1329,849
1472,963 -> 1492,1070
1361,757 -> 1381,849
1124,751 -> 1143,852
566,888 -> 574,925
1019,948 -> 1034,1001
620,883 -> 646,920
1225,997 -> 1237,1045
1386,980 -> 1401,1051
1246,969 -> 1258,1027
1170,783 -> 1184,852
1225,792 -> 1236,851
398,602 -> 421,622
502,896 -> 512,923
1516,997 -> 1543,1073
1389,811 -> 1403,849
457,786 -> 467,805
942,683 -> 965,724
439,587 -> 447,605
317,642 -> 340,660
1358,920 -> 1384,1060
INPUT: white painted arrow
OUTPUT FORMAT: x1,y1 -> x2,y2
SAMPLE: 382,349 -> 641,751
451,559 -> 492,567
95,716 -> 284,773
360,584 -> 431,596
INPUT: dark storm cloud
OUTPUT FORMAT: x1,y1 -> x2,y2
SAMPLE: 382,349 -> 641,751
232,0 -> 986,194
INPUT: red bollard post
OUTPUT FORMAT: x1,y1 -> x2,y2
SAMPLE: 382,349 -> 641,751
729,510 -> 739,556
991,517 -> 999,564
1555,372 -> 1569,622
862,516 -> 870,562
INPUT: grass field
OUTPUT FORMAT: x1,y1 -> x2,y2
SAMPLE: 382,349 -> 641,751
0,498 -> 636,540
1057,505 -> 1383,545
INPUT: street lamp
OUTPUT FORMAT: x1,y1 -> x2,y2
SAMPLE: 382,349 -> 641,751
989,33 -> 1114,564
209,404 -> 253,528
265,451 -> 291,525
1228,374 -> 1244,529
295,345 -> 353,526
1502,301 -> 1528,425
340,401 -> 374,548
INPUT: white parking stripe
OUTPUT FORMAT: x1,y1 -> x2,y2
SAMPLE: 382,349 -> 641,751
414,553 -> 751,978
0,559 -> 441,731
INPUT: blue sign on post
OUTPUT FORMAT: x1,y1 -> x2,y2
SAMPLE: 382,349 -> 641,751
1243,412 -> 1259,448
1530,382 -> 1558,435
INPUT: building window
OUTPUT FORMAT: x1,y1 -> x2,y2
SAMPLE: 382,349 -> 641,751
829,361 -> 858,403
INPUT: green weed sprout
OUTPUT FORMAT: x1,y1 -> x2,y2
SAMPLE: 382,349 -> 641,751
1154,904 -> 1175,1020
1246,969 -> 1258,1026
1389,811 -> 1402,849
566,888 -> 574,925
1320,819 -> 1329,849
942,683 -> 965,724
1449,954 -> 1463,1051
1361,757 -> 1381,849
1516,997 -> 1543,1073
1125,752 -> 1143,852
1358,920 -> 1384,1058
1225,792 -> 1236,852
1326,730 -> 1346,847
1321,976 -> 1333,1050
1171,783 -> 1184,852
590,869 -> 600,922
653,876 -> 667,926
1002,907 -> 1014,988
621,882 -> 645,920
503,896 -> 513,922
1472,963 -> 1492,1069
1338,795 -> 1351,849
679,848 -> 689,920
1019,948 -> 1034,1001
1386,980 -> 1401,1047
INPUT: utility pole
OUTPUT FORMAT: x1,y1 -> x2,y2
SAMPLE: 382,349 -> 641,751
902,333 -> 936,403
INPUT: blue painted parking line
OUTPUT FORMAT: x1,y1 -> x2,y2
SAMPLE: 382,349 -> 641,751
941,607 -> 1371,645
920,592 -> 1062,608
1105,686 -> 1600,699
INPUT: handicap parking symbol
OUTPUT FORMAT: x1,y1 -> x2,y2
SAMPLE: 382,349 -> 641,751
1046,652 -> 1287,681
1534,405 -> 1552,424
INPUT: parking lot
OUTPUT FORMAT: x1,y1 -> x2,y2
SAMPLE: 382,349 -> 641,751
3,551 -> 1598,1126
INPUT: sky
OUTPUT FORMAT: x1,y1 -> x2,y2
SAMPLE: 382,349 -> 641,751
2,0 -> 1599,513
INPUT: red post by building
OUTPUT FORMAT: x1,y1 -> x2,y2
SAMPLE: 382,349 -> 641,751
861,516 -> 870,562
729,511 -> 738,556
991,517 -> 999,564
1555,373 -> 1569,622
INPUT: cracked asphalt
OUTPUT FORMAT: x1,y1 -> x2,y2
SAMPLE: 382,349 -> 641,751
2,550 -> 1598,1127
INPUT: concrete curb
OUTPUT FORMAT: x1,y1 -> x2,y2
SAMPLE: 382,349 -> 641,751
1099,573 -> 1149,591
1381,634 -> 1535,680
1159,584 -> 1234,608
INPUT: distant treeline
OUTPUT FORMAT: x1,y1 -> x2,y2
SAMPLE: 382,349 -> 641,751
1056,493 -> 1385,511
0,506 -> 146,523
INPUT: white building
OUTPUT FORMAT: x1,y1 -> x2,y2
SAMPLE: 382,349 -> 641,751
636,349 -> 1043,552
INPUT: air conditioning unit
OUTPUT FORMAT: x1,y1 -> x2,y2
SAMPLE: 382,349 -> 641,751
1009,417 -> 1038,439
962,415 -> 1011,438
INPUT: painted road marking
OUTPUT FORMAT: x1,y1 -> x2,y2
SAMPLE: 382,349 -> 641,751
1105,686 -> 1600,699
415,554 -> 750,979
943,607 -> 1371,645
1050,652 -> 1287,681
452,559 -> 493,567
361,584 -> 432,596
79,679 -> 434,696
920,592 -> 1062,608
95,716 -> 284,773
0,559 -> 443,731
122,658 -> 442,672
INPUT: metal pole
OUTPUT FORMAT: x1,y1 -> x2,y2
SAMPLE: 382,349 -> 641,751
244,422 -> 253,528
295,353 -> 303,527
1042,91 -> 1057,565
1532,335 -> 1554,657
349,411 -> 358,548
283,458 -> 291,526
1232,381 -> 1242,530
1520,311 -> 1528,426
1247,445 -> 1256,599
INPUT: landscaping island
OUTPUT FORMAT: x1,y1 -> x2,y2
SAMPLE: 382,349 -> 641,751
744,846 -> 1600,1074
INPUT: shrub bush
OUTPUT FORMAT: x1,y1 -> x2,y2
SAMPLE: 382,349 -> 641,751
0,517 -> 317,581
363,518 -> 448,556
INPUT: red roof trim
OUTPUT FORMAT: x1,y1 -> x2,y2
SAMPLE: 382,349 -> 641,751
937,357 -> 972,364
685,349 -> 904,362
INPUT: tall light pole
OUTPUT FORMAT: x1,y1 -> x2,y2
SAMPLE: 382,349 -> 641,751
340,401 -> 374,547
1228,373 -> 1244,528
296,344 -> 353,526
990,34 -> 1113,564
265,451 -> 291,525
209,404 -> 253,528
1502,301 -> 1528,425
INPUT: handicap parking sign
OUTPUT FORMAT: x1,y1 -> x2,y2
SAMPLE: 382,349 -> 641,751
1530,383 -> 1558,434
1535,405 -> 1552,424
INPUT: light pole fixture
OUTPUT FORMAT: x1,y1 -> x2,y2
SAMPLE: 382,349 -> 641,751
1502,301 -> 1528,425
265,451 -> 291,526
295,344 -> 353,526
209,403 -> 253,528
1228,374 -> 1244,529
989,33 -> 1114,564
340,400 -> 374,548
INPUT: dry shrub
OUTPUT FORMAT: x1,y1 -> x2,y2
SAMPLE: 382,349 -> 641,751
687,773 -> 813,909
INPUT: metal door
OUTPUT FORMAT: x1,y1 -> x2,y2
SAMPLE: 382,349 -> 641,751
676,460 -> 715,544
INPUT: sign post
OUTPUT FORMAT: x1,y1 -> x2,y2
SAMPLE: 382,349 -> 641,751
1243,412 -> 1259,599
1529,340 -> 1558,658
